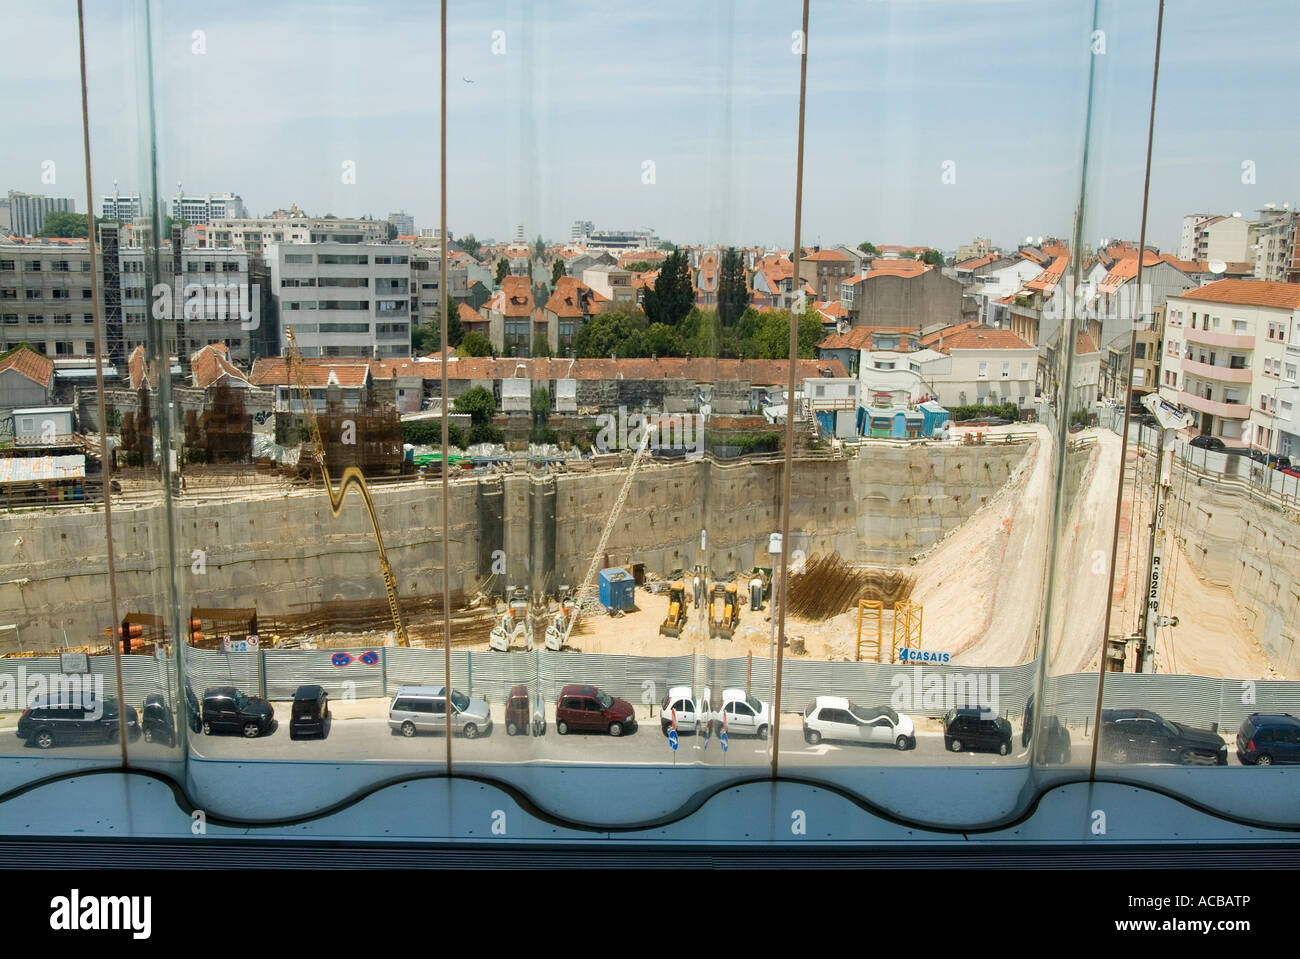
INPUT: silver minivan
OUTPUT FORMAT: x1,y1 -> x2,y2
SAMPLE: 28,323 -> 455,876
389,685 -> 493,739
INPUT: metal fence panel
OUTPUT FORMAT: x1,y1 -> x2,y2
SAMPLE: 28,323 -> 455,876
262,648 -> 384,700
182,647 -> 261,697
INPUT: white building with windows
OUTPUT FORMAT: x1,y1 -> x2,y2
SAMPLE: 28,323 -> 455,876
268,242 -> 411,358
170,191 -> 247,225
206,206 -> 385,254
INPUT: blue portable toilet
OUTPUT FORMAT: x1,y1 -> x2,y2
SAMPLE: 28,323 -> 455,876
598,567 -> 636,613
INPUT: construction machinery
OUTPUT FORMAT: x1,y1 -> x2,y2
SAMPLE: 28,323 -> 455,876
544,586 -> 576,651
285,327 -> 409,647
489,587 -> 532,651
709,582 -> 740,639
659,581 -> 688,638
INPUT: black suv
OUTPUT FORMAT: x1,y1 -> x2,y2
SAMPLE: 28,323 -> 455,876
200,686 -> 275,738
1100,708 -> 1226,765
943,707 -> 1013,756
1236,713 -> 1300,765
1021,694 -> 1071,764
17,696 -> 139,748
289,684 -> 329,740
1189,434 -> 1224,450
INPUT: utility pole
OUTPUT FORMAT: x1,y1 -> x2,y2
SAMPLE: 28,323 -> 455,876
1135,393 -> 1190,671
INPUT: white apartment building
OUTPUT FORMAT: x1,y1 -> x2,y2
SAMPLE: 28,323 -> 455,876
170,191 -> 247,225
1252,206 -> 1299,283
206,206 -> 385,254
1158,279 -> 1300,452
101,192 -> 144,221
6,191 -> 75,237
1177,213 -> 1251,265
388,211 -> 414,237
268,242 -> 411,358
853,326 -> 1036,410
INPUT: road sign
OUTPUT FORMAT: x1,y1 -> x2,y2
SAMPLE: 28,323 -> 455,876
331,652 -> 353,667
720,730 -> 728,753
358,650 -> 379,665
668,728 -> 679,751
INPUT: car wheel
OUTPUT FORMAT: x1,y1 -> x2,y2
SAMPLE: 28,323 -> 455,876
806,729 -> 821,745
557,720 -> 568,736
506,721 -> 519,736
757,724 -> 769,740
1109,745 -> 1128,764
895,735 -> 909,751
105,726 -> 119,743
143,728 -> 154,744
608,722 -> 623,737
949,739 -> 963,753
1256,753 -> 1274,766
401,721 -> 417,738
201,722 -> 212,736
34,729 -> 55,749
463,723 -> 479,740
242,722 -> 261,738
998,740 -> 1010,756
289,729 -> 297,741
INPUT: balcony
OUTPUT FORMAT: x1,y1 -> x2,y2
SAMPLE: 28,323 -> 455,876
1179,390 -> 1250,420
1183,327 -> 1254,350
1182,358 -> 1252,383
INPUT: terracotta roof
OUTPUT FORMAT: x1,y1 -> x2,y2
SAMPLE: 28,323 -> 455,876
842,261 -> 931,286
0,345 -> 54,388
817,327 -> 875,351
458,302 -> 485,324
1075,332 -> 1099,356
544,276 -> 609,318
415,355 -> 846,385
1025,254 -> 1069,294
1042,242 -> 1069,258
190,344 -> 251,390
956,252 -> 999,271
814,300 -> 847,319
939,326 -> 1032,352
919,320 -> 982,348
695,253 -> 719,294
1019,247 -> 1049,266
617,251 -> 666,268
127,345 -> 159,391
876,245 -> 930,255
1174,279 -> 1300,310
248,356 -> 371,388
631,270 -> 659,289
484,275 -> 535,317
804,249 -> 851,262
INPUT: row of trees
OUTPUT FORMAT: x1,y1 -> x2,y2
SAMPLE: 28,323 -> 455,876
571,305 -> 822,360
857,240 -> 944,266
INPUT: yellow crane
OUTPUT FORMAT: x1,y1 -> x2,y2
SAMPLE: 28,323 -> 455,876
285,327 -> 409,647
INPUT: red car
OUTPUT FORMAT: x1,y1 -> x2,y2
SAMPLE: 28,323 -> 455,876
555,684 -> 637,737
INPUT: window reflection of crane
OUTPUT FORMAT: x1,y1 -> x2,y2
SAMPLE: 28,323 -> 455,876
285,327 -> 409,647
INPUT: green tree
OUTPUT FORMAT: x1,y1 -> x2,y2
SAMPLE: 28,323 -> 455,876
457,331 -> 493,357
38,211 -> 91,238
531,333 -> 552,357
641,322 -> 686,357
658,240 -> 676,251
459,234 -> 481,257
495,258 -> 509,285
753,308 -> 823,360
534,234 -> 546,257
642,249 -> 695,328
573,310 -> 644,358
922,249 -> 945,266
411,309 -> 463,354
717,247 -> 749,329
452,385 -> 496,425
551,258 -> 566,285
899,250 -> 916,259
384,221 -> 398,241
857,241 -> 878,255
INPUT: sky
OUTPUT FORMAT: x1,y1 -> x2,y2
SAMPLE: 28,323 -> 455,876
2,0 -> 1297,254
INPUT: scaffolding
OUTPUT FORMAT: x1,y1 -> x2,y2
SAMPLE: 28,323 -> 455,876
892,599 -> 923,662
856,599 -> 883,662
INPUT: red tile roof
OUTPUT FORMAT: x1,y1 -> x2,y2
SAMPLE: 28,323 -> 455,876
939,326 -> 1032,351
127,345 -> 159,391
544,276 -> 609,318
458,303 -> 485,323
1025,255 -> 1069,294
248,356 -> 371,388
190,344 -> 251,390
1175,279 -> 1300,310
484,275 -> 535,317
0,345 -> 54,388
956,252 -> 999,271
1075,332 -> 1099,356
817,326 -> 921,352
919,320 -> 982,349
804,249 -> 852,262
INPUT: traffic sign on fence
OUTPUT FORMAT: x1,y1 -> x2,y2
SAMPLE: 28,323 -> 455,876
358,650 -> 379,665
331,652 -> 353,667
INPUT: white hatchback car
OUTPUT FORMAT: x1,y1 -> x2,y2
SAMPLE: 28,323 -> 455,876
660,686 -> 711,736
803,697 -> 916,750
717,688 -> 771,739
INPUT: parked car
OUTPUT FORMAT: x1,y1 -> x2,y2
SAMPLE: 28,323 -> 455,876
802,697 -> 916,750
1190,434 -> 1225,450
17,696 -> 139,748
388,685 -> 491,739
141,693 -> 176,747
1099,708 -> 1226,765
1220,446 -> 1253,458
504,684 -> 546,737
1021,695 -> 1071,764
716,688 -> 771,739
556,684 -> 637,737
943,707 -> 1013,755
289,684 -> 329,740
660,685 -> 711,736
1236,713 -> 1300,765
1249,449 -> 1291,469
184,680 -> 201,733
200,686 -> 275,738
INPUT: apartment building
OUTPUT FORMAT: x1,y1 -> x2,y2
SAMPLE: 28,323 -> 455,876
387,210 -> 414,237
1158,279 -> 1300,452
101,192 -> 144,221
170,191 -> 247,225
206,206 -> 385,254
839,260 -> 965,329
1252,207 -> 1300,283
1178,213 -> 1251,265
0,236 -> 111,361
268,242 -> 411,358
799,248 -> 854,302
5,191 -> 75,237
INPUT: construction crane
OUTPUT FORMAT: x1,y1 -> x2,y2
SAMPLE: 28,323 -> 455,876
563,429 -> 652,646
285,327 -> 409,647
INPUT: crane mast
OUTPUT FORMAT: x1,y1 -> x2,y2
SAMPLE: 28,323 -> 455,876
285,327 -> 410,647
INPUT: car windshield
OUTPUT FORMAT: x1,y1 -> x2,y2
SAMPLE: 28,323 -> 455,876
233,691 -> 248,709
450,690 -> 470,712
595,690 -> 613,709
745,695 -> 763,713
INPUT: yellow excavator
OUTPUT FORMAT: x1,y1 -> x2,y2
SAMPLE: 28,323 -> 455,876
285,327 -> 409,647
659,581 -> 687,638
709,582 -> 740,640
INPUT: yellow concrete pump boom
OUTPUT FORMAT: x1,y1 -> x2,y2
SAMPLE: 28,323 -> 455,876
285,327 -> 409,647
